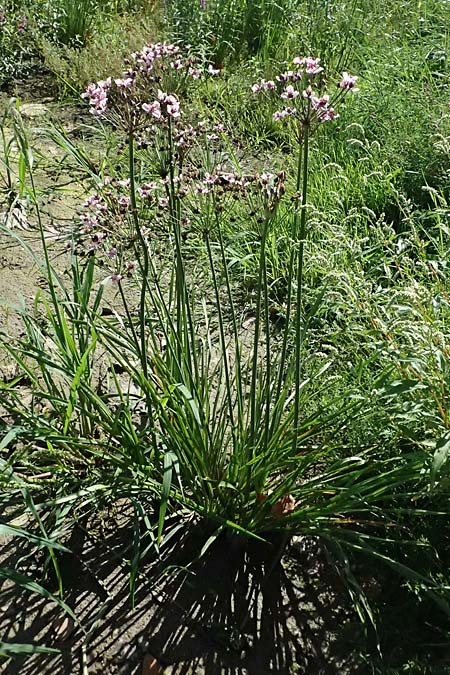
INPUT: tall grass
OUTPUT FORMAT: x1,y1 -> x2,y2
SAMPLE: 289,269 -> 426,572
164,0 -> 298,64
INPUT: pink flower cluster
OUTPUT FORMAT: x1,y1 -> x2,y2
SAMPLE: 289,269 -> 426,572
251,79 -> 276,94
195,169 -> 248,195
251,56 -> 358,128
81,78 -> 111,115
131,42 -> 219,81
132,42 -> 181,73
143,90 -> 181,120
292,56 -> 323,75
82,42 -> 221,122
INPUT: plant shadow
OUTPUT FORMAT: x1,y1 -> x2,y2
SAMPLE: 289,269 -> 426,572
1,520 -> 358,674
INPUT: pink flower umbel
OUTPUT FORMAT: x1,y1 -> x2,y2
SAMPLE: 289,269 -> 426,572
262,56 -> 357,131
82,78 -> 111,115
293,56 -> 323,75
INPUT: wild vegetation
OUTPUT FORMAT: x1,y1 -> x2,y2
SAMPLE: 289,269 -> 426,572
1,0 -> 450,671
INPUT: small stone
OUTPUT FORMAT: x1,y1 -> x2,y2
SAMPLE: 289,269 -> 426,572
19,103 -> 50,119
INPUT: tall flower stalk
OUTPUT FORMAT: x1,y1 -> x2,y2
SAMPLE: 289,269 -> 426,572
252,58 -> 359,449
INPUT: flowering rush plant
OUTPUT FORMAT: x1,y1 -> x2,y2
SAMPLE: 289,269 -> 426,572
78,45 -> 374,541
252,57 -> 359,455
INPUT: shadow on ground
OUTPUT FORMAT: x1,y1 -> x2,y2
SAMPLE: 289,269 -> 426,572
1,517 -> 358,675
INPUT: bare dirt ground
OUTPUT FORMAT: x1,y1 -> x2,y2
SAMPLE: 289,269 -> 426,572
1,518 -> 358,675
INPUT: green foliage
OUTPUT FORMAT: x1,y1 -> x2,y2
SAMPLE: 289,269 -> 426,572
164,0 -> 297,65
0,3 -> 34,84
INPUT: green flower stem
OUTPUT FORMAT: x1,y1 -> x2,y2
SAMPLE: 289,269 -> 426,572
272,130 -> 303,433
127,128 -> 158,451
128,130 -> 149,380
216,216 -> 244,439
204,230 -> 236,446
249,213 -> 270,461
166,116 -> 200,387
293,123 -> 310,450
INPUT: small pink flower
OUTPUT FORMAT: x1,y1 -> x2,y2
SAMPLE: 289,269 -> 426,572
207,64 -> 220,76
311,94 -> 330,109
80,213 -> 99,230
318,107 -> 339,121
118,195 -> 130,209
339,72 -> 359,91
171,59 -> 184,70
83,193 -> 107,210
107,248 -> 118,258
220,173 -> 236,184
188,67 -> 202,79
111,273 -> 123,284
277,71 -> 295,83
273,107 -> 296,121
293,56 -> 323,75
251,82 -> 262,94
138,182 -> 158,198
114,77 -> 134,89
142,101 -> 161,119
260,172 -> 275,185
203,173 -> 217,185
281,85 -> 299,100
196,184 -> 211,194
166,96 -> 181,118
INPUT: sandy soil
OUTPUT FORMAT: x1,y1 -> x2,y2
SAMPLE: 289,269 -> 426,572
0,518 -> 358,674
